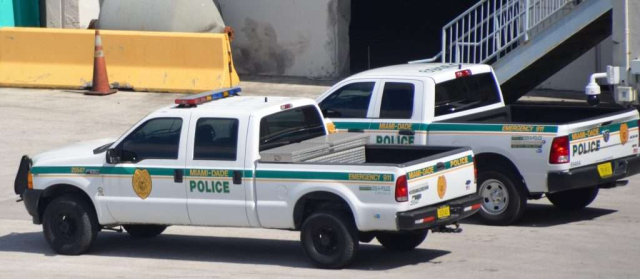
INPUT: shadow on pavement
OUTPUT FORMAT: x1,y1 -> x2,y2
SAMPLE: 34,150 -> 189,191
0,231 -> 450,270
462,203 -> 617,228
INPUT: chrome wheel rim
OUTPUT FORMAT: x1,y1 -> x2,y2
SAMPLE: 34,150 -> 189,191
480,179 -> 509,215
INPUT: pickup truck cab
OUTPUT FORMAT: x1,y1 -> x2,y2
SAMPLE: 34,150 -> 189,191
14,87 -> 481,268
316,63 -> 640,225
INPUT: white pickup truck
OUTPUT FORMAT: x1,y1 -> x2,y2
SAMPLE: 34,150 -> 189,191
14,88 -> 481,268
316,63 -> 640,225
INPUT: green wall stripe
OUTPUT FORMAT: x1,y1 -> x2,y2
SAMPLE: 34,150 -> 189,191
32,166 -> 252,178
255,170 -> 394,182
334,121 -> 560,133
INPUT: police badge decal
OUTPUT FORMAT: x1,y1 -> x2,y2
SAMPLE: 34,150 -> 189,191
620,123 -> 629,145
437,175 -> 447,199
132,169 -> 152,199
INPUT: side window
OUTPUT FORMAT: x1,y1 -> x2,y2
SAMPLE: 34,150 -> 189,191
194,118 -> 239,161
379,82 -> 415,119
435,73 -> 501,117
120,118 -> 183,161
319,82 -> 375,118
259,105 -> 325,151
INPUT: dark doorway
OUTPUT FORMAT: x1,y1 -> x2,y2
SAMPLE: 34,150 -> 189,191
350,0 -> 478,74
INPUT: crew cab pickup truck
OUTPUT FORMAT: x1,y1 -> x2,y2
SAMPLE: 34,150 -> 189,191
316,63 -> 640,225
14,87 -> 481,269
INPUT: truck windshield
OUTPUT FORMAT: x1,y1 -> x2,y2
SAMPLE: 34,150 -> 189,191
434,72 -> 501,117
259,105 -> 326,151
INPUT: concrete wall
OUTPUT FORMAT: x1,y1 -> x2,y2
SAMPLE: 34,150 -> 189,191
537,37 -> 613,91
44,0 -> 99,29
218,0 -> 351,79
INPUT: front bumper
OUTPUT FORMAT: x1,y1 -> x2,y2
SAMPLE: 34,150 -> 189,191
396,194 -> 482,231
548,154 -> 640,193
23,189 -> 44,224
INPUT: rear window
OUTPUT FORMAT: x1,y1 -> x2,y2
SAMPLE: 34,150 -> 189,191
194,118 -> 239,161
435,73 -> 501,117
380,82 -> 415,119
259,105 -> 326,151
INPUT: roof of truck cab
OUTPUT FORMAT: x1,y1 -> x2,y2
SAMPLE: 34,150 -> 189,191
349,63 -> 493,80
155,96 -> 318,118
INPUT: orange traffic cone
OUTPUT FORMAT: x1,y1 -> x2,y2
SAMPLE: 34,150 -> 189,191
86,30 -> 117,96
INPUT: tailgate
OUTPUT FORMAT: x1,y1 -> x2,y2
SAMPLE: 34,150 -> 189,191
567,113 -> 639,168
403,150 -> 476,210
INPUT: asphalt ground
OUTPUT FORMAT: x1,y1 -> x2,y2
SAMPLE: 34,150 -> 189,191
0,85 -> 638,278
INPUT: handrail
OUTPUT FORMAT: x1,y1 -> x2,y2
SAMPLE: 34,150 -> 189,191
414,0 -> 576,64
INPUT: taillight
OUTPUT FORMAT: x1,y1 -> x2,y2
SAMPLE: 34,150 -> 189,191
549,136 -> 570,164
27,171 -> 33,190
395,175 -> 408,202
473,159 -> 478,183
455,69 -> 472,78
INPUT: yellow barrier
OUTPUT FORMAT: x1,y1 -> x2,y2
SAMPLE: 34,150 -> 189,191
0,27 -> 239,93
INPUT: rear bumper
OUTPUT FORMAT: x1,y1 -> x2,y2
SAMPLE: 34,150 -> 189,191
23,189 -> 43,224
396,194 -> 482,231
548,154 -> 640,193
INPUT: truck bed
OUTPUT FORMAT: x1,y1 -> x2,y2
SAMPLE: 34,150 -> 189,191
444,103 -> 636,125
261,144 -> 469,166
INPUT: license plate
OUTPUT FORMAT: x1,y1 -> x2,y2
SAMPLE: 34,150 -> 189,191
597,162 -> 613,178
437,205 -> 450,219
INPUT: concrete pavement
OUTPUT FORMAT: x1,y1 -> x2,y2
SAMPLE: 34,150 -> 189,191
0,85 -> 638,278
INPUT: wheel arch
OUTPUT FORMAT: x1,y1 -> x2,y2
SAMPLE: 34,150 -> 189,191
38,184 -> 98,225
474,152 -> 529,195
292,191 -> 357,230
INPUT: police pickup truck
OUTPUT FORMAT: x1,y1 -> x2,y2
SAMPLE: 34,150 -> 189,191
316,63 -> 640,226
14,88 -> 481,269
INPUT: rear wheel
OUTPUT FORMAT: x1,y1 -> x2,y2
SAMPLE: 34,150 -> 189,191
42,195 -> 99,255
477,170 -> 527,226
300,210 -> 358,269
123,225 -> 167,238
376,230 -> 428,251
547,187 -> 599,210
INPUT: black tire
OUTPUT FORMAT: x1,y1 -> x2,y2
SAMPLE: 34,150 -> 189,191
547,187 -> 599,210
122,225 -> 167,238
477,170 -> 527,226
300,210 -> 358,269
42,194 -> 99,255
376,230 -> 428,251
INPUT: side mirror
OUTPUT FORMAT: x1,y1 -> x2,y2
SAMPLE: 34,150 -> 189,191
106,148 -> 122,164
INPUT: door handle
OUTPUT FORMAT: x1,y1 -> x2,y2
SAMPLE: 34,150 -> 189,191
435,162 -> 446,172
174,169 -> 183,183
233,170 -> 242,185
348,129 -> 365,133
399,129 -> 415,136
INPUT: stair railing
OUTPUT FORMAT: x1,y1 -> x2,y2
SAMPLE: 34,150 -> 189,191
411,0 -> 575,64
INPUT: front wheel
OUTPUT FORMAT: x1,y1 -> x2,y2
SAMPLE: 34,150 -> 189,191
547,187 -> 599,210
300,210 -> 358,269
477,170 -> 527,226
42,195 -> 99,255
376,230 -> 428,251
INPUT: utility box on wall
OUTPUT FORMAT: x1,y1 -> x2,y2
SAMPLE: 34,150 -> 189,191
0,0 -> 40,28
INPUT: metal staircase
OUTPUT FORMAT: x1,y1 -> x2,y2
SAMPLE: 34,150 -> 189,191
413,0 -> 614,103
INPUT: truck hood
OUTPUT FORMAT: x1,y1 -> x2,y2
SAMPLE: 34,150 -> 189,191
32,138 -> 116,166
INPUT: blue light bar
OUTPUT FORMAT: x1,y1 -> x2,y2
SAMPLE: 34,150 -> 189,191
175,87 -> 242,106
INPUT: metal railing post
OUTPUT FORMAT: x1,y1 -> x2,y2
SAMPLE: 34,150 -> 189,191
524,0 -> 530,41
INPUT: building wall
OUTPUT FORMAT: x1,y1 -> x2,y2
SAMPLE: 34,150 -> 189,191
44,0 -> 99,29
0,0 -> 15,27
536,37 -> 613,91
218,0 -> 351,79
